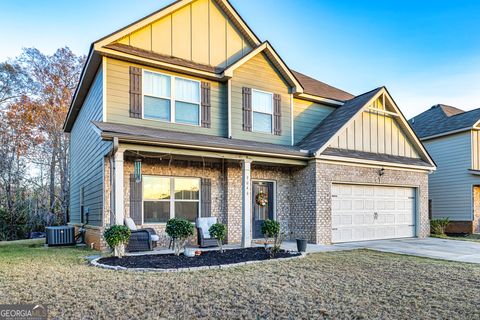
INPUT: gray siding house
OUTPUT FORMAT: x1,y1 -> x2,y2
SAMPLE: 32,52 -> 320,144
410,104 -> 480,233
64,0 -> 436,250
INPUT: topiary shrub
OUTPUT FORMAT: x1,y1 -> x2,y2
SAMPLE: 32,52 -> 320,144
261,219 -> 285,258
430,217 -> 450,236
104,225 -> 131,258
209,223 -> 227,253
165,218 -> 195,256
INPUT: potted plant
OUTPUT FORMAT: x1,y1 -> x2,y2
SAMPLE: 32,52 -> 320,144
209,223 -> 227,253
261,219 -> 285,258
165,218 -> 194,256
103,225 -> 131,258
290,218 -> 307,253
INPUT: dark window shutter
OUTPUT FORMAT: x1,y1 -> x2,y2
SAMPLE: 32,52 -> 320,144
201,82 -> 211,128
129,66 -> 142,118
130,174 -> 143,224
242,87 -> 252,132
200,178 -> 211,217
273,93 -> 281,135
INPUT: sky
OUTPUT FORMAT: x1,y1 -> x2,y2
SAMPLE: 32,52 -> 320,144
0,0 -> 479,119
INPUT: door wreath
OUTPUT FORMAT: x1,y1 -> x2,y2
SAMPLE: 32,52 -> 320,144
255,191 -> 268,207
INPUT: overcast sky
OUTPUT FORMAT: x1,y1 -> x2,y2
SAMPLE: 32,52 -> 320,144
1,0 -> 479,118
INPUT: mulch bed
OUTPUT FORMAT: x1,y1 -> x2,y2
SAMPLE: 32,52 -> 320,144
98,247 -> 300,269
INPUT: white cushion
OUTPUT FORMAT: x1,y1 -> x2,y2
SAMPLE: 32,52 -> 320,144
150,234 -> 160,242
196,217 -> 217,239
124,217 -> 137,231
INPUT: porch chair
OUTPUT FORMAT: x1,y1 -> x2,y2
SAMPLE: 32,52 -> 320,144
196,217 -> 219,248
124,217 -> 160,252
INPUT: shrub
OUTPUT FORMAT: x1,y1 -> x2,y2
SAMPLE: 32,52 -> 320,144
261,219 -> 284,258
430,217 -> 450,236
261,219 -> 280,238
209,223 -> 227,253
165,218 -> 195,256
103,225 -> 131,258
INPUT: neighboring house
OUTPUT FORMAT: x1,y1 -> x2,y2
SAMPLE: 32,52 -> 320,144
410,104 -> 480,233
64,0 -> 435,250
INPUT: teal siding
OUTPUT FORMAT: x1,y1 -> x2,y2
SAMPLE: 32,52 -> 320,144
70,66 -> 110,226
106,58 -> 228,137
425,131 -> 476,221
294,98 -> 335,144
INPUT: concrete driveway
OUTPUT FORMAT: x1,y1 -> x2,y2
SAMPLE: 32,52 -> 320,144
333,237 -> 480,264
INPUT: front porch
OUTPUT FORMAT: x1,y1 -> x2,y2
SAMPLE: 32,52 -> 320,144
103,142 -> 311,249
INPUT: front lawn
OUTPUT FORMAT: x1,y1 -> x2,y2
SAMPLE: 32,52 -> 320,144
1,240 -> 479,319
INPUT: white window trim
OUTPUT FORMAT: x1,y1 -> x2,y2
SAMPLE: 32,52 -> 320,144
141,175 -> 201,225
251,88 -> 274,134
142,69 -> 202,127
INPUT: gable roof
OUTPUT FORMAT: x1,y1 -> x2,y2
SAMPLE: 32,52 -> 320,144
409,104 -> 480,139
297,86 -> 436,168
292,71 -> 354,102
223,41 -> 303,93
94,0 -> 261,50
297,87 -> 382,152
64,0 -> 354,132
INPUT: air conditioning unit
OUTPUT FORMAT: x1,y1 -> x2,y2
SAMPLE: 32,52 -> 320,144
46,226 -> 75,246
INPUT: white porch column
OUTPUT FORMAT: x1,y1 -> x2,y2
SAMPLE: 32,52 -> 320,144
241,159 -> 253,247
114,149 -> 125,225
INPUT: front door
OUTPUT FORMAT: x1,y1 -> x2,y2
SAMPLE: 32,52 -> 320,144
252,181 -> 274,239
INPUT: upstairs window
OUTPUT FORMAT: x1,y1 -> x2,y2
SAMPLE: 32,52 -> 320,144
143,71 -> 200,126
252,89 -> 273,133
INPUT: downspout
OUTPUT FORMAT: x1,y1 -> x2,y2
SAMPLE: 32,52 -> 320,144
108,137 -> 119,225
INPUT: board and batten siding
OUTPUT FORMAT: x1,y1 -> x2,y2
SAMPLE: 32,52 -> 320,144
230,52 -> 292,145
70,67 -> 110,226
330,110 -> 420,158
425,131 -> 475,221
105,58 -> 228,136
116,0 -> 252,68
293,98 -> 335,144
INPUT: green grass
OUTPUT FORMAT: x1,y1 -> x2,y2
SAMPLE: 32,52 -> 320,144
431,233 -> 480,243
1,240 -> 480,319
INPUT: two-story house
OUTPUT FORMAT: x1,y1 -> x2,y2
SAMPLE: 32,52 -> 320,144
410,104 -> 480,234
64,0 -> 435,250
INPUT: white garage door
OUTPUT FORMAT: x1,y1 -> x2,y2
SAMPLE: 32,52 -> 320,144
331,184 -> 416,243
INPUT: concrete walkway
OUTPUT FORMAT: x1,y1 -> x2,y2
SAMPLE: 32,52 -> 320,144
127,238 -> 480,264
331,237 -> 480,264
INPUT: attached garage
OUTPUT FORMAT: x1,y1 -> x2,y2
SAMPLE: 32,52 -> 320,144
331,183 -> 416,243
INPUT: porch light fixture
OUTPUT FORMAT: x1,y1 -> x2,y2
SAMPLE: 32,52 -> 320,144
378,167 -> 385,177
134,159 -> 142,183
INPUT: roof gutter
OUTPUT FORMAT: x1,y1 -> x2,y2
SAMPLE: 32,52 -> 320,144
420,126 -> 473,141
295,93 -> 345,106
317,154 -> 436,172
100,133 -> 312,160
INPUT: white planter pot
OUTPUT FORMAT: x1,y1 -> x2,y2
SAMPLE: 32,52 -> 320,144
114,243 -> 126,258
183,247 -> 196,257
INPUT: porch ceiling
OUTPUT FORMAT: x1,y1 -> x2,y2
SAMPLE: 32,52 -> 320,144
120,143 -> 308,166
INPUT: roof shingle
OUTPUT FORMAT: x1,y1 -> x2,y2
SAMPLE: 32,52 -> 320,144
93,121 -> 309,158
292,70 -> 354,101
409,104 -> 480,139
297,87 -> 382,152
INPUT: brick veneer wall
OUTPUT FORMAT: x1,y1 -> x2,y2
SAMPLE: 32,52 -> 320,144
102,157 -> 295,247
291,162 -> 317,242
99,154 -> 431,249
315,161 -> 430,244
473,186 -> 480,233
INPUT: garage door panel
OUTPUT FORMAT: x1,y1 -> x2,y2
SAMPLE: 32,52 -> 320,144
365,200 -> 374,210
332,184 -> 416,243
